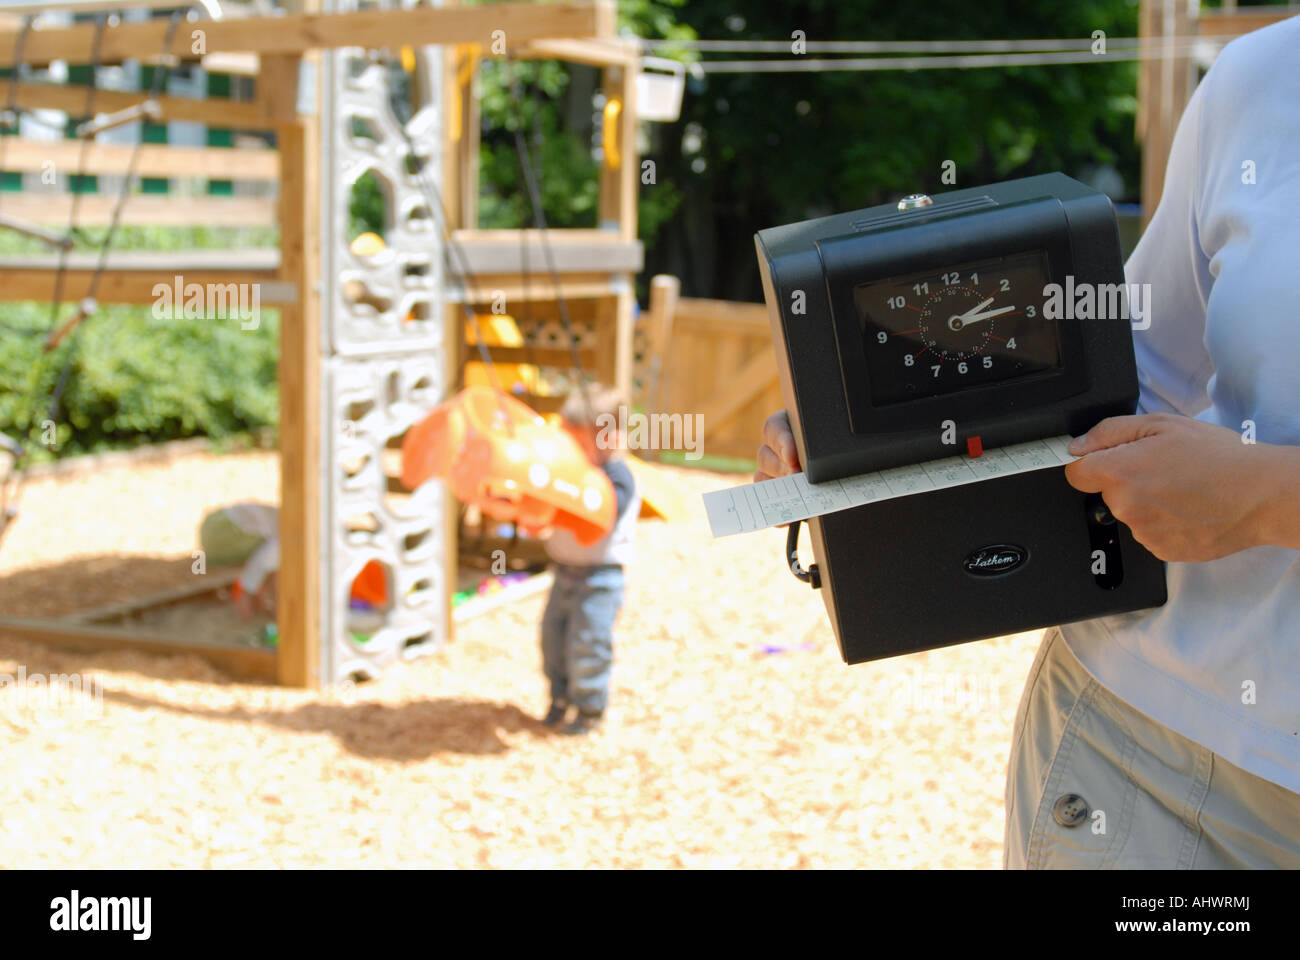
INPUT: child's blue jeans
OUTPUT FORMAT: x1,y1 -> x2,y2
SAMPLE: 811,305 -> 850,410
540,563 -> 625,714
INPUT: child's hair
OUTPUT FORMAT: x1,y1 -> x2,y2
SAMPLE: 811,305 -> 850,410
560,382 -> 626,432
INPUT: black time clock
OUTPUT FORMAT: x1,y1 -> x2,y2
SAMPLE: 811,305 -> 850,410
756,173 -> 1167,664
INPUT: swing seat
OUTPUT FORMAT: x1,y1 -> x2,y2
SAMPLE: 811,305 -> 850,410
401,386 -> 615,545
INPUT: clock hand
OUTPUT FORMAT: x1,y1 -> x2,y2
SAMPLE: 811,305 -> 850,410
953,296 -> 994,319
948,304 -> 1016,331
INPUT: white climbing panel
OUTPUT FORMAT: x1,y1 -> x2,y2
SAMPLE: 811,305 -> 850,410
318,0 -> 449,685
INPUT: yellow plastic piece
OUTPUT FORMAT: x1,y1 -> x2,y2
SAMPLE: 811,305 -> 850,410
603,97 -> 622,169
625,453 -> 689,523
349,232 -> 386,257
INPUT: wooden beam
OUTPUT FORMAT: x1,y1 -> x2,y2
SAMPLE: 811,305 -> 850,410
0,2 -> 614,68
513,37 -> 638,68
6,82 -> 268,128
0,137 -> 278,180
0,267 -> 292,306
0,616 -> 277,683
65,571 -> 241,624
1196,7 -> 1300,37
448,272 -> 626,303
274,68 -> 321,689
0,193 -> 276,227
449,229 -> 643,274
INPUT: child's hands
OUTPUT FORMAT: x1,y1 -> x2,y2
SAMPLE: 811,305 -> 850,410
755,410 -> 801,482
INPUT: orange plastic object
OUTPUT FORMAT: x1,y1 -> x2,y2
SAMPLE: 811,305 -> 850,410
350,558 -> 389,608
401,386 -> 616,545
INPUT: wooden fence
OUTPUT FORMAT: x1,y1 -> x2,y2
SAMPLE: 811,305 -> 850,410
643,276 -> 780,465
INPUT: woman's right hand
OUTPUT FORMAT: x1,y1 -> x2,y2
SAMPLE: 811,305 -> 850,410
755,410 -> 802,481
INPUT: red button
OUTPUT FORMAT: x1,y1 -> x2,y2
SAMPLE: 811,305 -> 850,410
966,436 -> 983,458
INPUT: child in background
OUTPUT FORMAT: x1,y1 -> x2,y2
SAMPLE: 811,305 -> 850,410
540,383 -> 640,736
198,502 -> 279,619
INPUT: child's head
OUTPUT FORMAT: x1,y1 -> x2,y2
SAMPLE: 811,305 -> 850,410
561,382 -> 626,465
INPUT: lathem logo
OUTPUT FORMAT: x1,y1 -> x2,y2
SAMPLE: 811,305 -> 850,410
962,544 -> 1027,576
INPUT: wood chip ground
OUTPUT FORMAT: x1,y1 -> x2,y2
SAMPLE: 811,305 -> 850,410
0,450 -> 1042,867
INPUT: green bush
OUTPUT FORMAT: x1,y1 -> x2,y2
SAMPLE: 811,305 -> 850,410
1,299 -> 280,460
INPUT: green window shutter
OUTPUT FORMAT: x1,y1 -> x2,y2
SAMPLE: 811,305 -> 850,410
65,64 -> 98,193
141,120 -> 169,194
206,72 -> 233,196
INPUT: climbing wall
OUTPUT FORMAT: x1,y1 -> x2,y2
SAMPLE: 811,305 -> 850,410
318,0 -> 450,685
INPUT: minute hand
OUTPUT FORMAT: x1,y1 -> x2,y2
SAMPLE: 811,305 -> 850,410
949,304 -> 1016,330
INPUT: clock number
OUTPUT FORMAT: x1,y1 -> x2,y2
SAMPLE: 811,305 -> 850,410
1007,337 -> 1017,350
876,331 -> 888,344
982,356 -> 993,369
913,281 -> 929,295
957,361 -> 968,374
1025,304 -> 1036,318
969,272 -> 979,285
903,353 -> 914,367
931,364 -> 941,378
999,278 -> 1010,292
941,272 -> 959,285
887,295 -> 906,309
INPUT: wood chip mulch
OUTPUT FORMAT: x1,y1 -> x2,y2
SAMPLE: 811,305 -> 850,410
0,449 -> 1041,867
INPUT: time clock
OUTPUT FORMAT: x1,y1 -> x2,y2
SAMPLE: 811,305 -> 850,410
756,173 -> 1167,664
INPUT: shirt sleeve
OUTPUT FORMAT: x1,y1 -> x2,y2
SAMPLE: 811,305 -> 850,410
238,537 -> 280,593
1123,73 -> 1217,418
602,459 -> 637,520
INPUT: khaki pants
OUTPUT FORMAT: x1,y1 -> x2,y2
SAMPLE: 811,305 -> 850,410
1004,628 -> 1300,869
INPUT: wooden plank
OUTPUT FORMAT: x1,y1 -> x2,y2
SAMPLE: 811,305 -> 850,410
513,37 -> 638,68
0,193 -> 276,227
0,137 -> 278,180
274,83 -> 321,688
695,341 -> 778,434
0,616 -> 277,683
0,266 -> 292,306
448,272 -> 624,303
449,229 -> 643,274
66,571 -> 242,624
0,2 -> 613,67
1196,7 -> 1300,37
643,273 -> 679,418
6,82 -> 268,129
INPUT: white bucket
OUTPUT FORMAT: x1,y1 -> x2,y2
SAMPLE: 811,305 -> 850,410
636,57 -> 685,122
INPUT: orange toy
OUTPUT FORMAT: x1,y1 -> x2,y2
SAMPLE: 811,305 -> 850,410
401,386 -> 615,545
350,558 -> 390,608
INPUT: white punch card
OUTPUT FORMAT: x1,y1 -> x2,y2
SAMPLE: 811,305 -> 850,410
703,435 -> 1080,538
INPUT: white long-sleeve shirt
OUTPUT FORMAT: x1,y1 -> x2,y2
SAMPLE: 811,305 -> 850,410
1060,18 -> 1300,792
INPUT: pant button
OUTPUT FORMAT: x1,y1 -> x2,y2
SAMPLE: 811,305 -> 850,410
1052,793 -> 1090,827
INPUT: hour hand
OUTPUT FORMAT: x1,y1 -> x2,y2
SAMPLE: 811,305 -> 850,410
949,304 -> 1015,331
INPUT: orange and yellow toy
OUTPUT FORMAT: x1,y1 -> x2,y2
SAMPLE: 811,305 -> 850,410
401,386 -> 615,545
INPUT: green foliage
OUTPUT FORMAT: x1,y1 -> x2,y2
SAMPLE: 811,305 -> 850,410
0,227 -> 280,460
0,300 -> 280,460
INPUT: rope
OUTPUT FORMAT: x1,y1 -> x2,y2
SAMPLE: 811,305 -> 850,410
505,63 -> 594,420
0,10 -> 186,551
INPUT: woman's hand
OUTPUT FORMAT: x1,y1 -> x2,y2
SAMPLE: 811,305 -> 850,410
755,410 -> 802,482
1064,413 -> 1300,562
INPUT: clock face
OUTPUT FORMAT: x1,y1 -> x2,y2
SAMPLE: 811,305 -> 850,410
853,250 -> 1062,405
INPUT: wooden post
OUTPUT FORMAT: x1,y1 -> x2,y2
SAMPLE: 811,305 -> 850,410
266,52 -> 322,688
1137,0 -> 1195,230
645,273 -> 679,424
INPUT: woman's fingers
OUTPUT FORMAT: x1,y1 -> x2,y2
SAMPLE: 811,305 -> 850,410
755,442 -> 795,480
760,410 -> 800,473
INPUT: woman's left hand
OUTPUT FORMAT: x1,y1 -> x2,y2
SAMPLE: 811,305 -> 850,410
1064,413 -> 1295,562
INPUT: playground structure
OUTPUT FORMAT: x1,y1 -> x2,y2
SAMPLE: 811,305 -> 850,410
0,0 -> 1294,690
0,0 -> 646,688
